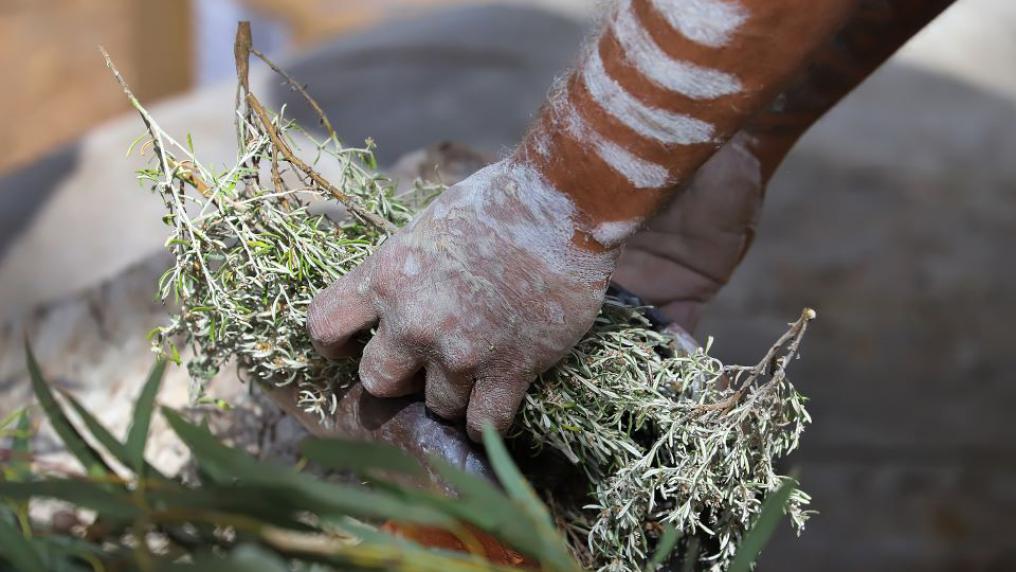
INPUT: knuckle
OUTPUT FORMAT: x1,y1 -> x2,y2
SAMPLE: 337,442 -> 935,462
426,392 -> 468,420
437,335 -> 492,373
441,350 -> 484,375
467,408 -> 512,440
359,365 -> 403,398
397,322 -> 434,348
359,355 -> 397,391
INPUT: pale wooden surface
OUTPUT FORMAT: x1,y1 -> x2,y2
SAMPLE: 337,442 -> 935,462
0,0 -> 193,174
0,0 -> 590,175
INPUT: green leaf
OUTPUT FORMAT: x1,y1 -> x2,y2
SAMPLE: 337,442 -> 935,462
424,456 -> 527,531
392,427 -> 579,572
728,478 -> 798,572
159,407 -> 267,484
6,409 -> 32,482
0,480 -> 140,520
300,437 -> 423,477
24,340 -> 111,478
481,425 -> 576,571
126,358 -> 167,473
0,407 -> 26,432
0,515 -> 45,572
174,544 -> 290,572
481,426 -> 554,527
58,389 -> 168,481
161,407 -> 457,528
645,524 -> 680,571
169,342 -> 182,365
28,534 -> 111,571
680,537 -> 700,572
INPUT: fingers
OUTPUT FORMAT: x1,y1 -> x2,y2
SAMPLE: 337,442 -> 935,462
308,265 -> 377,359
359,323 -> 423,398
466,369 -> 531,442
424,364 -> 473,420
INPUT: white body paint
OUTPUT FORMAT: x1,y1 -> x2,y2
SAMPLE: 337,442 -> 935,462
402,253 -> 421,276
649,0 -> 748,48
558,94 -> 671,189
591,218 -> 644,248
582,47 -> 714,145
431,160 -> 615,282
612,0 -> 742,99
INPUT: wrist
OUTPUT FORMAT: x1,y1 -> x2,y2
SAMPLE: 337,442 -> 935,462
460,159 -> 619,283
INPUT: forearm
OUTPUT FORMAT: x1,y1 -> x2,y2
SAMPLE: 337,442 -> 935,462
512,0 -> 858,248
610,0 -> 954,329
744,0 -> 956,182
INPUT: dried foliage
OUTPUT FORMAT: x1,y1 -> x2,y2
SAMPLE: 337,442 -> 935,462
102,28 -> 815,571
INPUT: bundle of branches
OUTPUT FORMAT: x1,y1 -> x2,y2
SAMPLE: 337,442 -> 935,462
104,25 -> 814,571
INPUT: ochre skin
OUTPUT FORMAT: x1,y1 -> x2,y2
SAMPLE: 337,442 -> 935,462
615,0 -> 956,330
745,0 -> 957,181
518,0 -> 860,244
309,0 -> 952,443
299,1 -> 957,562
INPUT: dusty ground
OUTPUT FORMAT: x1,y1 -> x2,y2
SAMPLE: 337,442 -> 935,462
1,1 -> 1015,569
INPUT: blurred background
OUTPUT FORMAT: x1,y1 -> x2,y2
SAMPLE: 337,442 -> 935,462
1,0 -> 1014,570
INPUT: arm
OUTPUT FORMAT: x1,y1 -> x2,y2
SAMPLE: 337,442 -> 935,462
309,0 -> 862,440
615,0 -> 956,330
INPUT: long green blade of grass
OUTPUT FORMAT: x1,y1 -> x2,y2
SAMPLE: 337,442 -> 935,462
727,478 -> 798,572
300,437 -> 424,477
6,409 -> 32,482
482,425 -> 578,572
0,480 -> 140,520
58,388 -> 168,481
645,525 -> 680,571
0,515 -> 45,572
126,358 -> 167,474
24,340 -> 112,478
162,407 -> 458,528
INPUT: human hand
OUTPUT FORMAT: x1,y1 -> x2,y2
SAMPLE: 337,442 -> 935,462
613,133 -> 766,332
308,160 -> 616,440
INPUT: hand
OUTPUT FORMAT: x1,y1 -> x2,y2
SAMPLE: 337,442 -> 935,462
308,160 -> 616,441
266,383 -> 496,492
614,133 -> 766,332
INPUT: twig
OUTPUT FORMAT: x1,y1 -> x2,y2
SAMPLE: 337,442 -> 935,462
246,93 -> 397,233
696,308 -> 816,414
100,47 -> 172,189
234,22 -> 262,185
251,46 -> 339,145
234,22 -> 252,98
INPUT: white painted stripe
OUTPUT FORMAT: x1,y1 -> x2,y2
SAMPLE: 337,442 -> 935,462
591,218 -> 644,248
612,0 -> 741,99
560,99 -> 670,189
649,0 -> 748,48
581,47 -> 714,145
